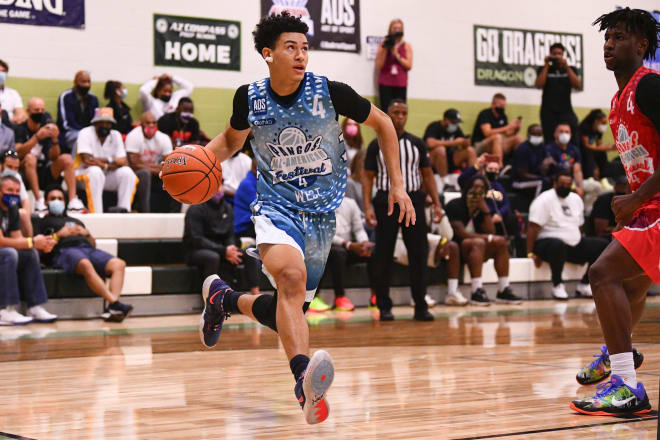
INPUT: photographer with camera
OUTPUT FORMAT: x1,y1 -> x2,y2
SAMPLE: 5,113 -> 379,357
375,19 -> 413,112
535,43 -> 581,144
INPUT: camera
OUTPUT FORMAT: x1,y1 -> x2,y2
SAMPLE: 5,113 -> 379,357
383,31 -> 403,49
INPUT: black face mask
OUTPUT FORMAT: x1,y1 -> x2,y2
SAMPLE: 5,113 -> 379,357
76,85 -> 90,96
494,106 -> 505,116
390,31 -> 403,39
96,127 -> 111,138
485,172 -> 498,182
159,94 -> 171,103
555,186 -> 571,198
30,112 -> 45,124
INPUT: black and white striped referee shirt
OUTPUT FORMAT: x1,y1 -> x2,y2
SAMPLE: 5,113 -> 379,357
364,132 -> 430,192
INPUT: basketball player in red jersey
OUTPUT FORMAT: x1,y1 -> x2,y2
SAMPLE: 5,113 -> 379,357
570,8 -> 660,416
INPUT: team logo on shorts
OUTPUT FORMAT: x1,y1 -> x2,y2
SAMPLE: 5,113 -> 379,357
265,126 -> 332,187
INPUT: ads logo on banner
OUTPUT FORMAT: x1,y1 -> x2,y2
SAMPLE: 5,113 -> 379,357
473,25 -> 584,89
260,0 -> 360,53
154,14 -> 241,71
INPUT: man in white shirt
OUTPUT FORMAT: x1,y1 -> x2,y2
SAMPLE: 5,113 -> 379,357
221,149 -> 253,204
0,60 -> 27,124
310,196 -> 375,312
527,169 -> 608,299
139,74 -> 194,120
75,108 -> 138,213
126,111 -> 174,212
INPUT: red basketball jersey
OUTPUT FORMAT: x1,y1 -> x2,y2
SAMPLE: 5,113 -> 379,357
609,66 -> 660,210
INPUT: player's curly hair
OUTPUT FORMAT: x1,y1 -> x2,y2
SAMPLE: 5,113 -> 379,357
593,8 -> 660,61
253,11 -> 309,53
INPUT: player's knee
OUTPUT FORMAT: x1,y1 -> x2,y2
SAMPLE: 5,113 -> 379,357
76,259 -> 94,273
24,154 -> 37,168
87,165 -> 105,181
588,259 -> 611,289
58,154 -> 73,167
276,267 -> 305,292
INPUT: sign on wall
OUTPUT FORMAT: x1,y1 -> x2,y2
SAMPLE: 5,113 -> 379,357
260,0 -> 360,53
154,14 -> 241,71
474,25 -> 584,89
0,0 -> 84,28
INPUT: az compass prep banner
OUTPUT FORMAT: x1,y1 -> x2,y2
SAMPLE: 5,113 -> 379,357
154,14 -> 241,71
473,25 -> 584,89
0,0 -> 84,28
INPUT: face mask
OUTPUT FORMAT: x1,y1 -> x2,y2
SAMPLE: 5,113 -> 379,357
0,72 -> 5,86
345,124 -> 358,137
210,190 -> 224,203
1,169 -> 18,178
48,199 -> 65,216
1,193 -> 20,208
30,112 -> 45,124
96,126 -> 111,138
143,125 -> 157,138
76,85 -> 90,96
557,133 -> 571,145
159,94 -> 171,103
529,135 -> 543,146
494,106 -> 505,115
486,172 -> 498,181
180,111 -> 193,121
391,31 -> 403,39
119,88 -> 128,100
555,186 -> 571,198
446,123 -> 458,133
597,124 -> 608,133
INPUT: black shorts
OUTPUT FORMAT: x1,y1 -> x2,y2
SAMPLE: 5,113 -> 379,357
37,162 -> 60,188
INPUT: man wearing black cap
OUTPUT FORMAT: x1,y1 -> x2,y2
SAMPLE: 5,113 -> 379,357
423,109 -> 476,187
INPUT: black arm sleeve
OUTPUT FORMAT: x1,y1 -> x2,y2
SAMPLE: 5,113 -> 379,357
328,81 -> 372,123
229,84 -> 250,131
636,73 -> 660,133
364,139 -> 379,171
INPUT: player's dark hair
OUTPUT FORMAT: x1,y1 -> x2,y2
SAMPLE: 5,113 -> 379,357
550,42 -> 565,52
593,8 -> 660,60
103,80 -> 121,100
461,174 -> 489,197
527,123 -> 541,135
0,59 -> 8,72
253,11 -> 309,53
178,97 -> 193,107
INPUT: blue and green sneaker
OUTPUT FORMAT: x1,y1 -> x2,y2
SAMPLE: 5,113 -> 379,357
570,374 -> 651,416
576,346 -> 644,385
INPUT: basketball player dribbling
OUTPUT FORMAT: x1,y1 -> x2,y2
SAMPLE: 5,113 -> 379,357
200,13 -> 415,424
571,8 -> 660,416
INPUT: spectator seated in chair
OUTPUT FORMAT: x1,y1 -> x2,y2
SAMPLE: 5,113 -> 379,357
589,174 -> 630,242
1,150 -> 33,237
14,97 -> 84,213
0,59 -> 27,125
470,93 -> 523,166
104,80 -> 133,137
512,123 -> 554,199
126,111 -> 176,213
74,107 -> 138,213
526,169 -> 609,300
0,101 -> 15,153
446,173 -> 521,306
139,73 -> 194,121
38,186 -> 133,322
221,141 -> 253,205
0,174 -> 57,325
158,97 -> 208,148
57,70 -> 98,152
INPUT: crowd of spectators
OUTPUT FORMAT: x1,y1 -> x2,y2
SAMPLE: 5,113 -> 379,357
0,25 -> 626,324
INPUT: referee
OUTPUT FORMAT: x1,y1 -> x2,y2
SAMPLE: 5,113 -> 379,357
363,99 -> 442,321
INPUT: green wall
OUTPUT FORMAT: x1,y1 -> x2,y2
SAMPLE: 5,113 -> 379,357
8,76 -> 613,145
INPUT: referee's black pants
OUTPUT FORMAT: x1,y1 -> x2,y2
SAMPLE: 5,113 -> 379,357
372,190 -> 428,312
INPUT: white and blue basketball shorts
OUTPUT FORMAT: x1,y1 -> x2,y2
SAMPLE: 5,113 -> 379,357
251,201 -> 336,302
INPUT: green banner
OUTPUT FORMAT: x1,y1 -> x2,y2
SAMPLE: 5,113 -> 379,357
474,25 -> 583,88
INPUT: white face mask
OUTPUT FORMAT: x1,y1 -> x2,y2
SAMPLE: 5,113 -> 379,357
529,135 -> 543,146
597,124 -> 608,133
557,133 -> 571,145
446,123 -> 458,133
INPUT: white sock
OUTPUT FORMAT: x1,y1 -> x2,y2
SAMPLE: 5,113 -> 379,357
448,279 -> 458,295
471,277 -> 482,292
498,276 -> 509,291
610,352 -> 637,387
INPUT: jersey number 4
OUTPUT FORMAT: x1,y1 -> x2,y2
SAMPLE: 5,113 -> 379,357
627,93 -> 635,114
312,94 -> 326,118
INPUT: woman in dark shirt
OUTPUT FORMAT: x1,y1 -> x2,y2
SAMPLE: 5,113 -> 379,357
104,80 -> 133,136
578,109 -> 615,179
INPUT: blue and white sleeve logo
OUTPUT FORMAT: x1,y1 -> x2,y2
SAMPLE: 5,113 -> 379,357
265,126 -> 332,187
252,98 -> 267,116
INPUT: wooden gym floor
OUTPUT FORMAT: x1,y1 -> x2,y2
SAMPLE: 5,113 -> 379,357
0,297 -> 659,439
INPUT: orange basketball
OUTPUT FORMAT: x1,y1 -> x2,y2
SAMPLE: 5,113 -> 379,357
161,145 -> 223,204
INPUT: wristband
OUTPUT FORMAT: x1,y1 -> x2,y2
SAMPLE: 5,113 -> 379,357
27,237 -> 33,248
52,233 -> 59,242
527,252 -> 535,258
487,234 -> 493,243
440,237 -> 448,246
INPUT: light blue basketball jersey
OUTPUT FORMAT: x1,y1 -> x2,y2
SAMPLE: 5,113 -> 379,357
247,72 -> 348,213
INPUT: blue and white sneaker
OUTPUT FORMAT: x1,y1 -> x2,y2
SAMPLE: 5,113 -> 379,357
199,275 -> 231,348
294,350 -> 335,424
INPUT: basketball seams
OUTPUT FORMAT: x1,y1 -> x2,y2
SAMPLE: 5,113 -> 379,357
199,147 -> 223,188
172,150 -> 214,173
162,145 -> 222,204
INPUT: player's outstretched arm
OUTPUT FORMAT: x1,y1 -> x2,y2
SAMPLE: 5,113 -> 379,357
205,124 -> 251,163
362,103 -> 416,226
